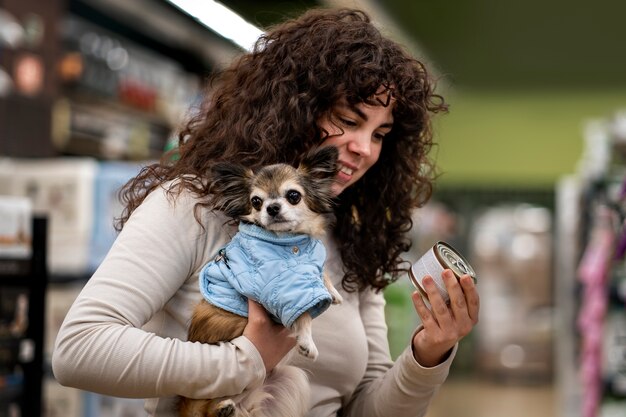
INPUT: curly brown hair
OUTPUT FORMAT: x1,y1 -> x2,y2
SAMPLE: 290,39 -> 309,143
117,8 -> 447,292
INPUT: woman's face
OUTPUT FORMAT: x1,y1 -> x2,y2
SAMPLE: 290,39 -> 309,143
318,98 -> 394,195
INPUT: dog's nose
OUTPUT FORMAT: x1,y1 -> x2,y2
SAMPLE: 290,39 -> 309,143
266,203 -> 280,217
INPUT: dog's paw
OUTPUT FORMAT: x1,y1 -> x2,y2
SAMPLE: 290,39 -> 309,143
296,335 -> 319,360
216,399 -> 236,417
329,288 -> 343,305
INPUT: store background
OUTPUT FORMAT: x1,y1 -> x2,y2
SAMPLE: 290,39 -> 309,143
0,0 -> 625,416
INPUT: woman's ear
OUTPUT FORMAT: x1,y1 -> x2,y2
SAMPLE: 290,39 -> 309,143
209,163 -> 254,218
298,146 -> 338,179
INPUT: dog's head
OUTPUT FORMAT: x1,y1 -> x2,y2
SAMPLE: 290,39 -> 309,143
209,146 -> 338,236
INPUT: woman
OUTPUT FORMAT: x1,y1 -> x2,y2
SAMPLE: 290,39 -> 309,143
52,8 -> 479,417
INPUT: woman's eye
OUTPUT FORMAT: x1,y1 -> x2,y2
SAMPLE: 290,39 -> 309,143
340,118 -> 357,127
251,196 -> 263,210
286,190 -> 302,205
373,132 -> 386,142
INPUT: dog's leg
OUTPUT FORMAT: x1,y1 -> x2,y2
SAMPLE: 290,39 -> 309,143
178,397 -> 206,417
214,399 -> 237,417
323,273 -> 343,304
290,313 -> 318,360
179,302 -> 249,417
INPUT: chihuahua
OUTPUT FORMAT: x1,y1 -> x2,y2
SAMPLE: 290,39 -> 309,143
179,146 -> 343,417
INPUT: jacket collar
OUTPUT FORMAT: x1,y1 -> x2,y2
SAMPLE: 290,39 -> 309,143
239,222 -> 311,245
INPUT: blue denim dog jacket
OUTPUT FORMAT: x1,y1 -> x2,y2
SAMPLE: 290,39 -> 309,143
199,222 -> 332,328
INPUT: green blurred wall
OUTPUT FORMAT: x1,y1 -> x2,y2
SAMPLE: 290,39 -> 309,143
433,89 -> 626,187
377,0 -> 626,187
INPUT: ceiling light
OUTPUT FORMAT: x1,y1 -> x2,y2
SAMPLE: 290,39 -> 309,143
164,0 -> 264,52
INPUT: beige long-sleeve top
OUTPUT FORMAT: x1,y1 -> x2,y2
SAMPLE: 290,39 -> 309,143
52,183 -> 456,416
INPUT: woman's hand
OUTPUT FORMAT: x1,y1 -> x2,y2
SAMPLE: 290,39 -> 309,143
411,269 -> 480,367
243,300 -> 296,372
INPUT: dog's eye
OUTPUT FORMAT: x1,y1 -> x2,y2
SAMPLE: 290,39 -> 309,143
251,196 -> 263,210
286,190 -> 301,205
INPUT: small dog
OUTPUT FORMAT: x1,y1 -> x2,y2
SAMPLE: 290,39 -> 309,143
179,146 -> 343,417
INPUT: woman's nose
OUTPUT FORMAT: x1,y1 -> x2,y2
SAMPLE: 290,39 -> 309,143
347,135 -> 371,157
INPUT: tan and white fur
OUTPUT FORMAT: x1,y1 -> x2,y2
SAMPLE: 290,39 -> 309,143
179,146 -> 342,417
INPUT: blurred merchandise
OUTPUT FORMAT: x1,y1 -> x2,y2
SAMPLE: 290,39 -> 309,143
0,68 -> 12,97
42,282 -> 84,417
0,217 -> 48,417
0,196 -> 31,260
604,311 -> 626,398
0,0 -> 240,415
0,0 -> 209,160
577,204 -> 616,417
555,111 -> 626,417
0,160 -> 156,417
409,202 -> 461,257
0,158 -> 96,276
469,204 -> 554,382
44,377 -> 83,417
54,16 -> 201,160
0,9 -> 25,48
0,158 -> 144,277
92,394 -> 145,417
13,52 -> 45,96
89,161 -> 142,271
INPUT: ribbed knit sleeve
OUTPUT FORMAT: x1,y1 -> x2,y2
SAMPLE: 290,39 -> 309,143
341,288 -> 457,417
51,184 -> 266,400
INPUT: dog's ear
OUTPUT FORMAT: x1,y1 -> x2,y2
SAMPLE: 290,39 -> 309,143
209,162 -> 254,218
298,147 -> 338,214
298,146 -> 338,179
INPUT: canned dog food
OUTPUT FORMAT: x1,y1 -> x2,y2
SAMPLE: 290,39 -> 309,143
408,241 -> 477,307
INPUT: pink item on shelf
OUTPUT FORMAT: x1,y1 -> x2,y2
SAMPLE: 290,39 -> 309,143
578,227 -> 614,286
576,205 -> 616,417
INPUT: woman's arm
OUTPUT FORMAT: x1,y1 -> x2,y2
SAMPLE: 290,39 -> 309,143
51,185 -> 266,399
342,286 -> 456,417
343,268 -> 479,417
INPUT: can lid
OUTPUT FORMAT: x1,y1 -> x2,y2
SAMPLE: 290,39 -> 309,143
434,241 -> 477,282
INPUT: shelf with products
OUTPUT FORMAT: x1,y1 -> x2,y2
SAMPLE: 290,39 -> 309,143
1,0 -> 242,275
556,110 -> 626,417
0,1 -> 247,415
0,197 -> 48,417
54,12 -> 204,161
1,0 -> 241,160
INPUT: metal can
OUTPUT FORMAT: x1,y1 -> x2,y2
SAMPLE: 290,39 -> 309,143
408,241 -> 477,307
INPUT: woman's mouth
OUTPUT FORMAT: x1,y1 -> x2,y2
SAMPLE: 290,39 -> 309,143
337,163 -> 355,182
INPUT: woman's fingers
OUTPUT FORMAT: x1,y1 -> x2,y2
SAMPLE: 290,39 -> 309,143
411,270 -> 480,366
411,289 -> 437,329
415,270 -> 480,338
460,274 -> 480,324
421,275 -> 454,329
444,271 -> 476,337
444,270 -> 467,313
243,300 -> 295,372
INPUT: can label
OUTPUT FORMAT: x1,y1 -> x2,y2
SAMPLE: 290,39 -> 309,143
409,241 -> 476,307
